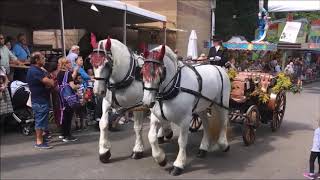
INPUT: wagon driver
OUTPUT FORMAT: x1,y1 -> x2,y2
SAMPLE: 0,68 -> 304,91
208,35 -> 228,67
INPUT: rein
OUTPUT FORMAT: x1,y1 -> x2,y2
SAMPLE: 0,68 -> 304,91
142,61 -> 229,120
94,48 -> 140,107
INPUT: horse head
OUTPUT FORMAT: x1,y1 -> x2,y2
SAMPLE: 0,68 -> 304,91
90,34 -> 113,96
141,45 -> 165,107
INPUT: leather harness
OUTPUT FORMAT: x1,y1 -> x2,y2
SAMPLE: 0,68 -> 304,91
94,49 -> 142,108
153,63 -> 228,121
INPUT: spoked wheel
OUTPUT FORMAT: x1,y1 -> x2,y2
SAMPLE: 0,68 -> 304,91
242,105 -> 260,146
21,124 -> 33,136
271,91 -> 286,132
189,114 -> 202,132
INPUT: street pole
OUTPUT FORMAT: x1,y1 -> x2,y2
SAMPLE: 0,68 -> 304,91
59,0 -> 66,57
163,22 -> 167,45
123,5 -> 127,45
210,0 -> 216,47
281,50 -> 287,71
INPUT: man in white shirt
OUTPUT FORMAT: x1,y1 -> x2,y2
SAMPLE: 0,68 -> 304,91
0,34 -> 21,79
66,45 -> 80,68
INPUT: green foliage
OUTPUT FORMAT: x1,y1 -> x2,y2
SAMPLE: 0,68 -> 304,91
272,73 -> 301,94
227,69 -> 237,81
293,12 -> 320,22
250,88 -> 270,104
272,73 -> 292,94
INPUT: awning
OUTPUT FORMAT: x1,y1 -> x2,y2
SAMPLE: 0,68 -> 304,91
268,0 -> 320,12
0,0 -> 166,30
79,0 -> 166,22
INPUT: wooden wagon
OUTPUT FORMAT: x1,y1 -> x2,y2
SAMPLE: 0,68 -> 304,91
190,71 -> 286,146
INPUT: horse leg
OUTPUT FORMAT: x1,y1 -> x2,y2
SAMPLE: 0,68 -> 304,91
99,97 -> 112,163
210,106 -> 229,152
163,120 -> 173,140
197,111 -> 211,158
157,126 -> 165,144
171,119 -> 189,176
131,111 -> 144,159
157,121 -> 173,144
148,113 -> 166,166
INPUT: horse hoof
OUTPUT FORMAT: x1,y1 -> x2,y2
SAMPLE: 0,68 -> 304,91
131,151 -> 144,159
196,149 -> 207,158
223,145 -> 230,152
169,166 -> 183,176
158,158 -> 167,167
158,137 -> 165,144
165,130 -> 173,140
99,150 -> 111,163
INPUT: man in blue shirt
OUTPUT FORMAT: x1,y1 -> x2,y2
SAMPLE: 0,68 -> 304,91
26,52 -> 54,149
12,33 -> 30,61
12,33 -> 31,82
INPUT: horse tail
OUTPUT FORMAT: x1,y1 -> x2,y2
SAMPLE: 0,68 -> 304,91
207,106 -> 232,143
207,67 -> 232,143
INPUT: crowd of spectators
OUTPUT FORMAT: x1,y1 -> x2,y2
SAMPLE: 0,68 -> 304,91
0,33 -> 118,149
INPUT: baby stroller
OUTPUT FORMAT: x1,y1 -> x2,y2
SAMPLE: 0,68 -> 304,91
9,80 -> 35,136
84,81 -> 96,125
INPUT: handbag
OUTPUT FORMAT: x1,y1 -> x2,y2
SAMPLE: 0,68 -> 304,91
59,71 -> 80,109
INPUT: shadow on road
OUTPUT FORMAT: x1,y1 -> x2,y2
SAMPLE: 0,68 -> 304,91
1,149 -> 90,173
152,119 -> 313,176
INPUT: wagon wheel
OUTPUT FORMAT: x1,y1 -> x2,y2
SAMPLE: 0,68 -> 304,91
189,114 -> 202,132
271,91 -> 286,132
242,105 -> 260,146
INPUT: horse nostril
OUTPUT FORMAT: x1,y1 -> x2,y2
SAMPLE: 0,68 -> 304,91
101,90 -> 105,95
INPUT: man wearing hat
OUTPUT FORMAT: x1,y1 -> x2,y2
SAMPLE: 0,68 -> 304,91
208,36 -> 227,67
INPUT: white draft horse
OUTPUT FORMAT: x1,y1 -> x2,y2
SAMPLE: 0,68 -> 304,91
91,37 -> 173,163
141,45 -> 231,176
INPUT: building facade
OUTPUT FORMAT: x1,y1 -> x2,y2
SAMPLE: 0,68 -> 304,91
124,0 -> 212,58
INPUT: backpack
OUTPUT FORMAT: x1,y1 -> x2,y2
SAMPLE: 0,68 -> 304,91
59,71 -> 80,109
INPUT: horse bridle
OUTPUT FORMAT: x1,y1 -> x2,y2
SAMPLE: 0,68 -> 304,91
142,59 -> 166,92
93,50 -> 113,83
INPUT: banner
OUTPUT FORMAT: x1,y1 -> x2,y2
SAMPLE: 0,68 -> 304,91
279,22 -> 301,43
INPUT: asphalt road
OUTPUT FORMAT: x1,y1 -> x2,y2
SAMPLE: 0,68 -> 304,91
1,81 -> 320,179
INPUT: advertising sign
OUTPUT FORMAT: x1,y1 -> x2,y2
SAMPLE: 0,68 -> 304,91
279,22 -> 302,43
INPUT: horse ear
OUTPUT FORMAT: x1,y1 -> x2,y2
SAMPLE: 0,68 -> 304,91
105,36 -> 111,51
90,33 -> 97,48
159,45 -> 165,61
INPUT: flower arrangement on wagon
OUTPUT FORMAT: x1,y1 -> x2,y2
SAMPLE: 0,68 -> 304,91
250,72 -> 299,103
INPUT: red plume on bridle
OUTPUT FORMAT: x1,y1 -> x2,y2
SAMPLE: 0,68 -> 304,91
105,36 -> 111,51
90,33 -> 98,49
144,45 -> 165,61
159,45 -> 165,61
141,45 -> 166,82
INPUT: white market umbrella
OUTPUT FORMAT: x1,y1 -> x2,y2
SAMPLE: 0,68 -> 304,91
187,30 -> 198,60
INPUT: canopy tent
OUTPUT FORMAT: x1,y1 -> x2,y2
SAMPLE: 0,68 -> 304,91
0,0 -> 166,55
226,36 -> 249,43
268,0 -> 320,12
0,0 -> 166,29
223,42 -> 277,51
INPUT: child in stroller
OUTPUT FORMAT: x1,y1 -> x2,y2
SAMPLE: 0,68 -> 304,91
84,80 -> 95,125
9,80 -> 35,135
